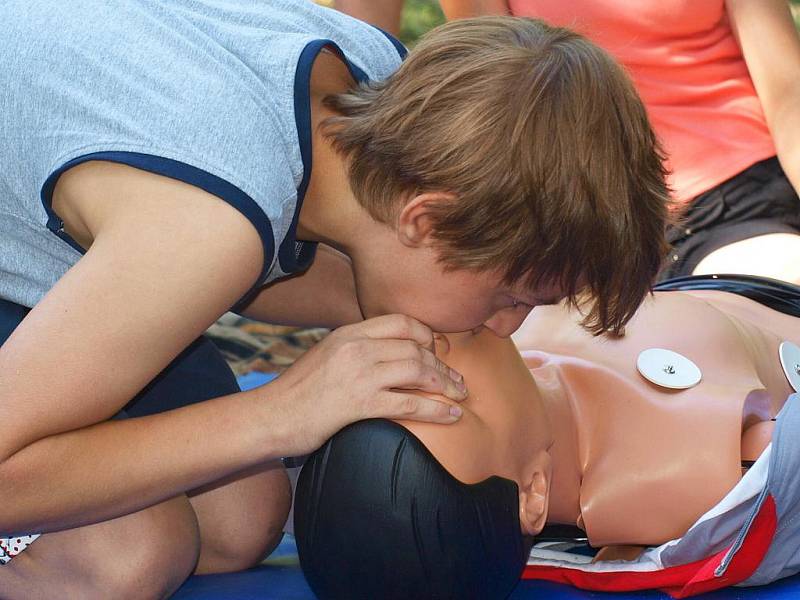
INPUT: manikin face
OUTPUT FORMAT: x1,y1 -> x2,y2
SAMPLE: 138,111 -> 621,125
396,328 -> 555,536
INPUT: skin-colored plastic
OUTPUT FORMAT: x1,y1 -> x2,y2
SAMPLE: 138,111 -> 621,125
397,330 -> 554,537
401,290 -> 797,550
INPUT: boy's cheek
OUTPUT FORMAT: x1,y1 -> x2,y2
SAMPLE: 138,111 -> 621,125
354,276 -> 494,331
360,298 -> 475,332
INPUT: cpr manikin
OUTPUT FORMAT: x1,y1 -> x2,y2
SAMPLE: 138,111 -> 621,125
416,291 -> 800,547
396,287 -> 788,556
295,276 -> 800,599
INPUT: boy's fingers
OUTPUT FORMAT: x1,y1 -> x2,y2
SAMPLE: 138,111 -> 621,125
375,391 -> 463,424
422,349 -> 465,388
367,340 -> 464,385
375,360 -> 468,401
352,314 -> 435,352
432,332 -> 450,355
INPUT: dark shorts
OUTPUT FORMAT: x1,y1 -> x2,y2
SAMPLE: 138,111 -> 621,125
0,297 -> 240,418
658,157 -> 800,281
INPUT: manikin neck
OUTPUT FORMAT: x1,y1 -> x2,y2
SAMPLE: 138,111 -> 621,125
531,362 -> 582,527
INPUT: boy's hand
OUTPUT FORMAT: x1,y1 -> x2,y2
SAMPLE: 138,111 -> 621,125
266,314 -> 467,456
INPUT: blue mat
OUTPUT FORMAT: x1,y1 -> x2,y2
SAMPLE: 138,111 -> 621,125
175,536 -> 800,599
172,372 -> 800,598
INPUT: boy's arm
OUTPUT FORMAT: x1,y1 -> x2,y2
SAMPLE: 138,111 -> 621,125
727,0 -> 800,193
439,0 -> 510,20
335,0 -> 404,35
236,243 -> 363,328
0,163 -> 465,534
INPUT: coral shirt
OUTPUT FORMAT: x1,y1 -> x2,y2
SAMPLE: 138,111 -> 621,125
509,0 -> 777,204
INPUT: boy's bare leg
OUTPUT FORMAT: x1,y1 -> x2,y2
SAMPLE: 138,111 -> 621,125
0,495 -> 200,600
0,460 -> 290,598
189,459 -> 291,574
693,233 -> 800,285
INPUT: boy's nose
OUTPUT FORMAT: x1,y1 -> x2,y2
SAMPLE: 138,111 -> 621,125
483,308 -> 531,338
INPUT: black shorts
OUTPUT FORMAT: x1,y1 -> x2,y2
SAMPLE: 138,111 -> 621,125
658,157 -> 800,281
0,297 -> 240,418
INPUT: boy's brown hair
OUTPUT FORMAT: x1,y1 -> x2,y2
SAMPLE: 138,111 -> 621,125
324,17 -> 671,335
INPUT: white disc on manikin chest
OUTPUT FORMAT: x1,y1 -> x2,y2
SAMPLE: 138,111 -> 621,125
779,341 -> 800,393
636,348 -> 702,390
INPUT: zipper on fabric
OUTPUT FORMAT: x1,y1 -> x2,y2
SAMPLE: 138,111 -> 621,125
714,486 -> 769,577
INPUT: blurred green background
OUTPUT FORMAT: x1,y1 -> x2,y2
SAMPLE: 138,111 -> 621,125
398,0 -> 444,45
394,0 -> 800,45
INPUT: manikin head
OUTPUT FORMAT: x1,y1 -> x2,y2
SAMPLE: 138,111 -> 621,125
322,16 -> 670,335
294,330 -> 552,599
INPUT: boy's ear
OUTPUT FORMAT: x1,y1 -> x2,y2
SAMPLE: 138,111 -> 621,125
519,453 -> 551,536
397,192 -> 457,247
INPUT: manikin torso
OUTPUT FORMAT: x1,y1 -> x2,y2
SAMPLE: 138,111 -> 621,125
513,290 -> 797,547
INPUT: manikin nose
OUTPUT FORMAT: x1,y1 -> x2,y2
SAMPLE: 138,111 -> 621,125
483,308 -> 530,338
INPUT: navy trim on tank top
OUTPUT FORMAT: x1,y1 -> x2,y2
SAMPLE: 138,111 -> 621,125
280,39 -> 369,275
40,152 -> 276,284
37,34 -> 400,285
0,298 -> 30,345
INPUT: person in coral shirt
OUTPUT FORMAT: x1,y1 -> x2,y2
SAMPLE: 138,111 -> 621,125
442,0 -> 800,285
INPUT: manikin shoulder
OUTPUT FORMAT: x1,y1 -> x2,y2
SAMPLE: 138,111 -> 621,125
516,290 -> 792,363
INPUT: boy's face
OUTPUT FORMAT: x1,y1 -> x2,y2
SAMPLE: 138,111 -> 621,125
351,240 -> 565,336
342,189 -> 569,335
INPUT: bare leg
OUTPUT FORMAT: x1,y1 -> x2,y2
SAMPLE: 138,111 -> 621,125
189,459 -> 291,574
0,496 -> 200,600
0,460 -> 290,597
693,233 -> 800,285
335,0 -> 405,35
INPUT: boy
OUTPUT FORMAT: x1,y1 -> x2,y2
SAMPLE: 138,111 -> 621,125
0,2 -> 667,596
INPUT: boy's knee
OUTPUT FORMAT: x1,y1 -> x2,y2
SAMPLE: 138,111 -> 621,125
2,497 -> 200,600
196,466 -> 292,574
82,498 -> 201,599
201,520 -> 286,574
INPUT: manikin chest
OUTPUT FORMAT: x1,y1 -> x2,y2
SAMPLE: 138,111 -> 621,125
520,293 -> 791,547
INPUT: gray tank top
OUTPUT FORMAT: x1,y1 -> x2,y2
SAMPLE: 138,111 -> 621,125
0,0 -> 405,307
